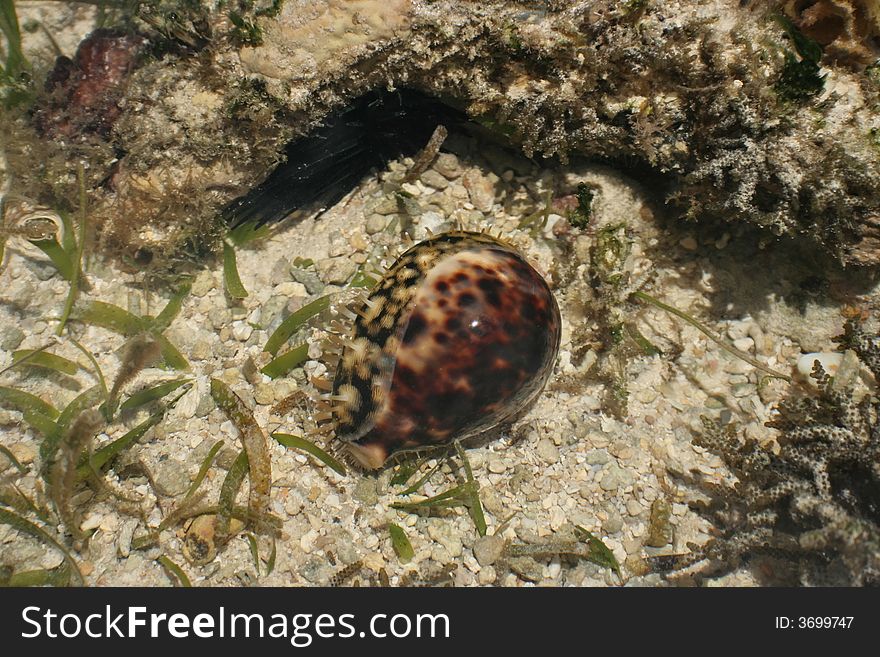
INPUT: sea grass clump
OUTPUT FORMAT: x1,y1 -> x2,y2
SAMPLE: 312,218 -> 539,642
658,318 -> 880,585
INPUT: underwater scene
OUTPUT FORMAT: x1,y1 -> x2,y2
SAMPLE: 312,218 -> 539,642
1,1 -> 879,588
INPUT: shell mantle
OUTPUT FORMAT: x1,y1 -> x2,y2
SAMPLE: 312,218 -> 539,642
332,231 -> 561,469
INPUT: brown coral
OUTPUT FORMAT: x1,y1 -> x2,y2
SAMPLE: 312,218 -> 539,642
656,318 -> 880,585
781,0 -> 880,68
33,28 -> 148,139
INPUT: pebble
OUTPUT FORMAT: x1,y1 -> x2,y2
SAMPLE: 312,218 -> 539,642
508,556 -> 543,582
300,528 -> 319,553
31,260 -> 58,281
430,192 -> 458,215
462,170 -> 496,213
473,535 -> 505,566
166,325 -> 198,353
370,196 -> 399,215
549,507 -> 566,531
172,386 -> 199,420
635,388 -> 658,404
275,282 -> 307,299
254,383 -> 275,405
208,307 -> 231,330
315,257 -> 357,285
361,553 -> 384,572
270,258 -> 291,285
623,537 -> 642,556
29,319 -> 49,335
427,521 -> 463,558
398,195 -> 423,217
365,214 -> 388,234
328,231 -> 349,257
431,546 -> 451,563
602,513 -> 623,534
231,321 -> 253,342
40,549 -> 65,570
352,477 -> 378,505
536,437 -> 559,464
191,339 -> 212,360
152,459 -> 191,497
273,379 -> 297,401
480,487 -> 504,515
191,270 -> 216,297
300,558 -> 333,583
289,267 -> 325,295
0,325 -> 25,351
727,321 -> 752,341
449,185 -> 468,201
239,356 -> 263,386
123,553 -> 146,574
117,519 -> 138,558
195,393 -> 215,417
609,441 -> 633,460
600,464 -> 623,491
260,296 -> 289,332
6,442 -> 36,465
349,232 -> 369,252
419,211 -> 446,235
626,499 -> 643,517
400,182 -> 421,197
80,512 -> 104,532
732,337 -> 754,353
585,448 -> 610,465
433,153 -> 462,179
679,236 -> 698,251
467,452 -> 485,469
420,170 -> 449,190
600,421 -> 618,438
330,531 -> 360,565
478,566 -> 497,585
731,383 -> 756,398
487,455 -> 507,474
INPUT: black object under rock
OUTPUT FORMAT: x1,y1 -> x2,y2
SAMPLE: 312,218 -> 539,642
223,88 -> 471,229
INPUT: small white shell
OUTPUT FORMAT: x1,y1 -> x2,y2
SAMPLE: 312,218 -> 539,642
796,352 -> 842,379
1,199 -> 65,261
